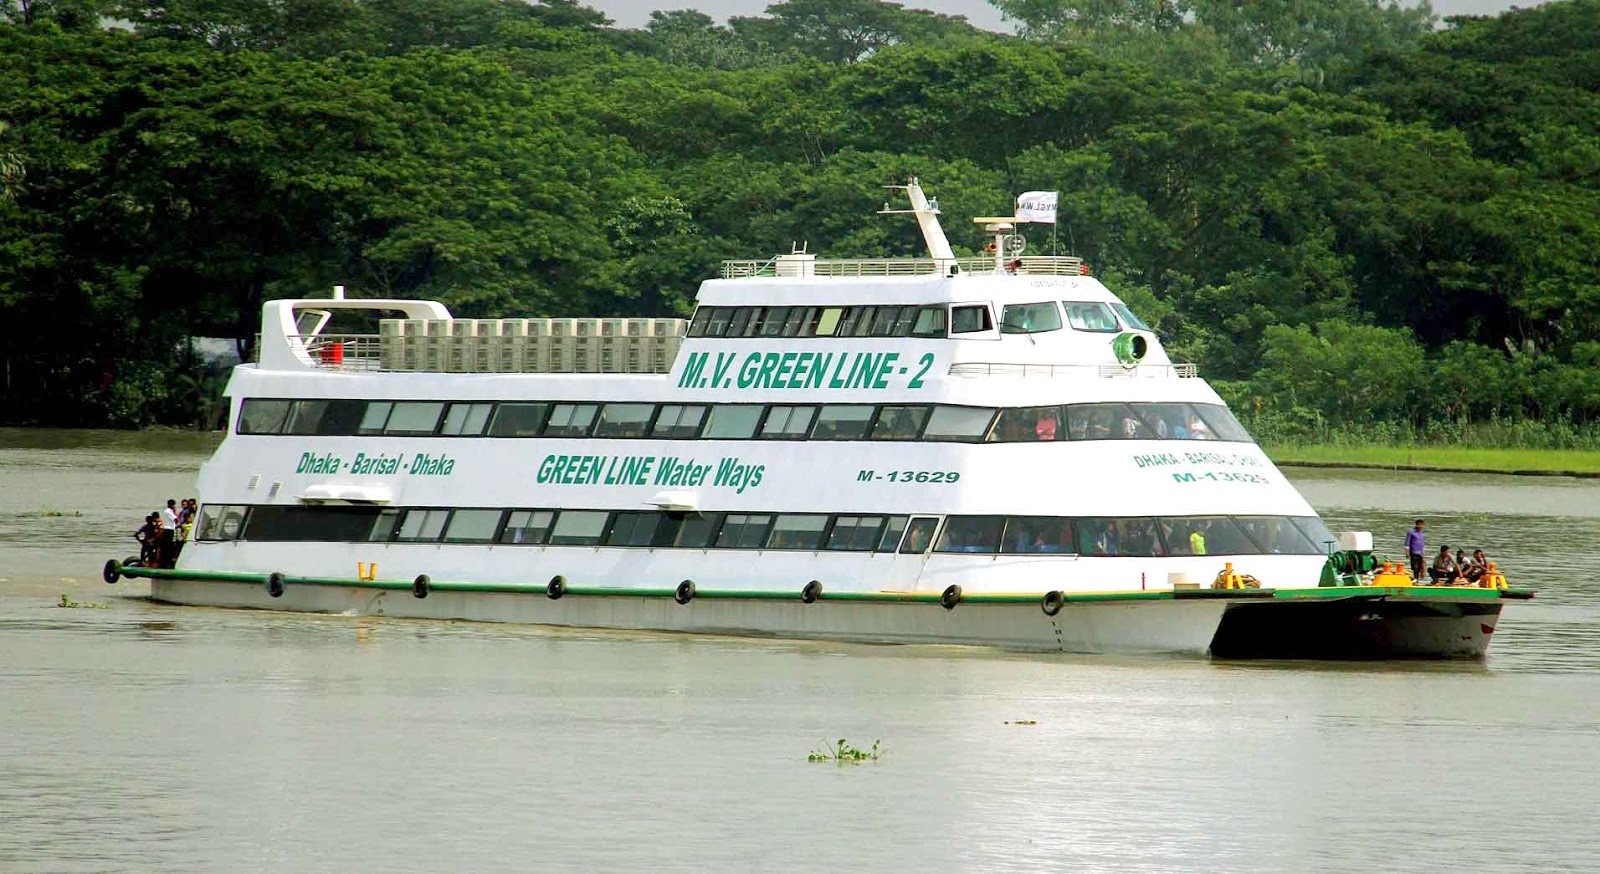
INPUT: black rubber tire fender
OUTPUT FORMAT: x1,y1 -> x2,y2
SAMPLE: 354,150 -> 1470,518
103,559 -> 122,585
801,579 -> 823,604
265,572 -> 286,598
412,574 -> 430,599
546,575 -> 566,600
674,579 -> 695,605
1041,590 -> 1064,617
940,584 -> 962,610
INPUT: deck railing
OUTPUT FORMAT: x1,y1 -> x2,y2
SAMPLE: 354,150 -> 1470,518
720,255 -> 1087,279
948,362 -> 1199,379
289,333 -> 384,371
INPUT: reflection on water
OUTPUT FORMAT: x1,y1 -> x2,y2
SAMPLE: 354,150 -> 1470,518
2,430 -> 1599,871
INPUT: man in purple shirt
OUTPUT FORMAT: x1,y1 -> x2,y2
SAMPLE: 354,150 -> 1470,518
1405,519 -> 1426,580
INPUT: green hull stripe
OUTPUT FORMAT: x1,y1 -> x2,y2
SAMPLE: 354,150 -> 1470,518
115,565 -> 1532,605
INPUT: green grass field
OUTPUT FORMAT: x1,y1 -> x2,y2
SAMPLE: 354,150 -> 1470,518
1263,445 -> 1600,476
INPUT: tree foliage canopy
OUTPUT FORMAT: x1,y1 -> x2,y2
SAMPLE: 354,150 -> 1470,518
1,0 -> 1598,433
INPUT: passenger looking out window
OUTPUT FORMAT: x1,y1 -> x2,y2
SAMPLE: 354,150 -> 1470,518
900,518 -> 938,554
934,516 -> 1004,554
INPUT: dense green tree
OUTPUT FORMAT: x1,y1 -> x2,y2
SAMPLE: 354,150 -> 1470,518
1,0 -> 1598,432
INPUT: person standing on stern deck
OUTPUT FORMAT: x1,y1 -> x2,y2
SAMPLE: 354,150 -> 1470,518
1405,519 -> 1426,581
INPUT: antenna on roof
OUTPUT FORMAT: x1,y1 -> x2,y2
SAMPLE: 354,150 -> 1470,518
879,177 -> 955,262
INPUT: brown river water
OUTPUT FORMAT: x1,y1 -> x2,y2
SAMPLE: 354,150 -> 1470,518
2,428 -> 1598,872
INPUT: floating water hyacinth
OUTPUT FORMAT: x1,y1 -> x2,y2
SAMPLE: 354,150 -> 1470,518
808,739 -> 883,764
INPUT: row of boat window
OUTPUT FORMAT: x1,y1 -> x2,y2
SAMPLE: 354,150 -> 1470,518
235,397 -> 1253,443
196,503 -> 1332,557
685,300 -> 1150,339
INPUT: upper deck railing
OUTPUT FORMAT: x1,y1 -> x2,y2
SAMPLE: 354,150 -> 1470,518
720,255 -> 1087,279
948,362 -> 1199,379
268,317 -> 688,374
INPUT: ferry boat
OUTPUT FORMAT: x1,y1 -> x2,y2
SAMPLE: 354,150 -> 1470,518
108,181 -> 1530,658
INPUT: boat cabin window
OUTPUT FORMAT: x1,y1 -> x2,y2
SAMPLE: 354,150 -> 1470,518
703,404 -> 763,439
910,306 -> 947,338
780,307 -> 810,337
691,304 -> 951,338
237,399 -> 293,435
1193,405 -> 1252,442
544,403 -> 599,438
950,305 -> 993,334
652,404 -> 708,439
287,399 -> 367,436
488,403 -> 550,437
443,509 -> 503,543
664,511 -> 721,548
759,405 -> 816,439
767,514 -> 828,550
243,505 -> 380,542
899,517 -> 938,553
1062,301 -> 1119,333
826,515 -> 887,551
870,405 -> 929,440
808,307 -> 844,337
395,508 -> 450,542
383,402 -> 446,436
195,504 -> 248,541
1135,403 -> 1198,440
935,516 -> 1004,554
1234,516 -> 1320,555
237,399 -> 1255,444
923,406 -> 995,442
441,403 -> 494,437
367,509 -> 401,542
499,510 -> 554,544
1000,302 -> 1063,334
212,504 -> 1334,557
1002,516 -> 1076,554
594,403 -> 654,438
605,511 -> 662,547
869,306 -> 907,337
813,405 -> 875,440
1075,517 -> 1166,557
1160,516 -> 1254,557
1067,402 -> 1150,440
1292,516 -> 1337,551
548,510 -> 608,545
877,516 -> 910,552
990,406 -> 1062,442
725,307 -> 754,337
748,306 -> 788,337
714,513 -> 773,549
1111,303 -> 1150,331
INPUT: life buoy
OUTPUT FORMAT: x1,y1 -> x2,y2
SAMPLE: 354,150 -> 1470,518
266,572 -> 286,598
103,559 -> 122,585
675,579 -> 695,605
412,574 -> 430,599
546,575 -> 566,600
801,579 -> 823,604
1041,590 -> 1064,617
940,584 -> 962,610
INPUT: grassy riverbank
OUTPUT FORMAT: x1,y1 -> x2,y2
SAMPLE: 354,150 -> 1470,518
1264,445 -> 1600,476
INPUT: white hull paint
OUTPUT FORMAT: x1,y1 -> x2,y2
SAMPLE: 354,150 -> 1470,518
150,578 -> 1230,655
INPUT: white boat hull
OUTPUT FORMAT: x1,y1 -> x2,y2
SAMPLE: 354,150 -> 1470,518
149,577 -> 1227,654
143,575 -> 1510,659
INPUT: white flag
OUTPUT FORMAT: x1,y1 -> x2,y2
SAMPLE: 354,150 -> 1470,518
1015,190 -> 1059,224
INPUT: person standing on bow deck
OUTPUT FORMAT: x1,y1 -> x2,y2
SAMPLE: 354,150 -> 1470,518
1405,519 -> 1426,581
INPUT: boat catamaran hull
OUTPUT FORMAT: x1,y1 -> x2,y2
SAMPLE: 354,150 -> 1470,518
110,181 -> 1529,658
131,572 -> 1512,658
